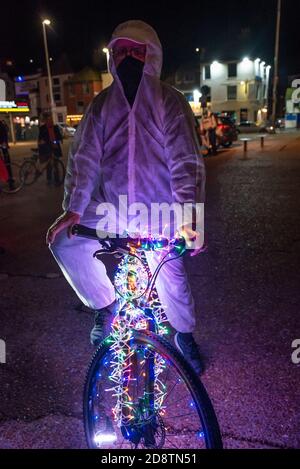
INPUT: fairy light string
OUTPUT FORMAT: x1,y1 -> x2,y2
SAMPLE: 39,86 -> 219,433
106,246 -> 170,427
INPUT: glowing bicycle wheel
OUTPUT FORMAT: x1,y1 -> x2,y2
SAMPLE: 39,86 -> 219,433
83,331 -> 222,449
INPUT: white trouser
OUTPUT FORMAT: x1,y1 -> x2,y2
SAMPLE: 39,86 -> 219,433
50,205 -> 196,333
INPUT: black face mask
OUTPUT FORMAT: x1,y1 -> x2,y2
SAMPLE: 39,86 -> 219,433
116,56 -> 144,107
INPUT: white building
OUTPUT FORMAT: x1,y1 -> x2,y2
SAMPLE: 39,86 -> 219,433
200,57 -> 271,123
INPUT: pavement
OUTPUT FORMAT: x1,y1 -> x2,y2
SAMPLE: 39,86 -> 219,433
0,131 -> 300,449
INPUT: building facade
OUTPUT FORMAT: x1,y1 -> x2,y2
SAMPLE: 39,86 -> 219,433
200,58 -> 271,123
64,68 -> 112,126
285,74 -> 300,128
165,64 -> 202,115
15,72 -> 42,117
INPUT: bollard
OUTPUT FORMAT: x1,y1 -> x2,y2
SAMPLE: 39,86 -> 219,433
260,135 -> 266,148
239,137 -> 251,159
240,137 -> 251,153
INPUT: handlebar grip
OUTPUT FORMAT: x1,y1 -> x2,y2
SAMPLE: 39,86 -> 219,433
71,224 -> 115,241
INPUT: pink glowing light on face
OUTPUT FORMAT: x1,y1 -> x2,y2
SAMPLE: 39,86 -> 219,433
112,38 -> 147,67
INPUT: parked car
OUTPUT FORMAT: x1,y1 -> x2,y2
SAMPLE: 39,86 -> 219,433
236,120 -> 276,134
215,115 -> 238,147
236,121 -> 260,133
57,123 -> 76,138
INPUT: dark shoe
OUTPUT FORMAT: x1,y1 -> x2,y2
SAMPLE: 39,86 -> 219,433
90,301 -> 116,346
174,332 -> 204,375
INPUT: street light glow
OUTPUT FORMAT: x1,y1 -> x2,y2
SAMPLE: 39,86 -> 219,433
195,48 -> 200,52
42,19 -> 51,25
102,48 -> 109,54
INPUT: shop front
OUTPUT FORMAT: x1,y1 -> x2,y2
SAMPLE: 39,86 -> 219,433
0,99 -> 33,142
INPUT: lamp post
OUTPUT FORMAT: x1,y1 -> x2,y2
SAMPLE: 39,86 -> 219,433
42,19 -> 55,122
195,48 -> 201,89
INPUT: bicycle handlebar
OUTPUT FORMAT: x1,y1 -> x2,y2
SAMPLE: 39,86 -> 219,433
71,224 -> 186,253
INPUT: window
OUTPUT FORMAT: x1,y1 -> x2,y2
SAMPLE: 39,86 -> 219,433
228,63 -> 237,78
54,93 -> 61,101
53,77 -> 60,85
77,101 -> 84,113
204,65 -> 211,80
69,84 -> 75,97
57,113 -> 63,123
227,85 -> 237,100
240,108 -> 248,122
256,84 -> 260,100
83,82 -> 90,95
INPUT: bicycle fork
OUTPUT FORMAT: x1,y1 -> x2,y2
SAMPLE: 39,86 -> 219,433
120,308 -> 158,447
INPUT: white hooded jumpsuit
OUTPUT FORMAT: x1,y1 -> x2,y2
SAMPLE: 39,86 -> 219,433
50,20 -> 205,333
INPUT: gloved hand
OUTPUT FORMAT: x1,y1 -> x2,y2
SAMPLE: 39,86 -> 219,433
177,224 -> 206,257
46,211 -> 80,245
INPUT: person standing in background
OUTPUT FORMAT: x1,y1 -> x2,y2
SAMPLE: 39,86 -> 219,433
37,112 -> 63,185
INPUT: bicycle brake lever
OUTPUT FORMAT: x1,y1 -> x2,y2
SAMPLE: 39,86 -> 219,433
93,249 -> 113,259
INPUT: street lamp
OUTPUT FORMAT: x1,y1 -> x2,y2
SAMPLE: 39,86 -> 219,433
42,19 -> 55,122
102,48 -> 109,73
195,47 -> 202,88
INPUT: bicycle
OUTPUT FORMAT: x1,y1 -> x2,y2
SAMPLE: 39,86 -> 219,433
0,144 -> 24,194
19,147 -> 65,186
72,224 -> 223,449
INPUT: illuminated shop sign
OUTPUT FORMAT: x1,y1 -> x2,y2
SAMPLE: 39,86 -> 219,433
0,100 -> 29,112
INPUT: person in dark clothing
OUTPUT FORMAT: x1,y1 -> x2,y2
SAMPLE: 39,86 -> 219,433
0,120 -> 15,190
38,112 -> 63,184
0,120 -> 9,146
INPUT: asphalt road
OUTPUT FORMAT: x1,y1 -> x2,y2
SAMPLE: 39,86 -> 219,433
0,131 -> 299,449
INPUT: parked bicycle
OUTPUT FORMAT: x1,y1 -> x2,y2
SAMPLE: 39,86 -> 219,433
19,147 -> 65,186
0,144 -> 23,194
72,224 -> 222,449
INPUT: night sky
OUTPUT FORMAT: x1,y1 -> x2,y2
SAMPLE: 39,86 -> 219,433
1,0 -> 299,84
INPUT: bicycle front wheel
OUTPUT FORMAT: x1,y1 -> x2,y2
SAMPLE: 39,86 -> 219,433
52,158 -> 65,186
83,331 -> 222,449
19,160 -> 37,186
